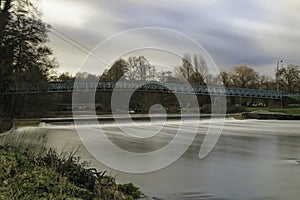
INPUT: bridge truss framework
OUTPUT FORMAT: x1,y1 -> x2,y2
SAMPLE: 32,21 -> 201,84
5,81 -> 298,100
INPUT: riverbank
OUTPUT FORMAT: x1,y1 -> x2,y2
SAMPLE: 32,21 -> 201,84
230,107 -> 300,120
246,107 -> 300,115
0,131 -> 142,200
241,111 -> 300,120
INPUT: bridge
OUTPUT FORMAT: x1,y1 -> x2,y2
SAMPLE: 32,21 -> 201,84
5,81 -> 299,100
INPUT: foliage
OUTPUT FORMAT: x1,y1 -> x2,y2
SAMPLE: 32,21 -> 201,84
100,56 -> 175,82
127,56 -> 151,81
0,118 -> 12,133
226,105 -> 247,114
100,59 -> 129,81
0,0 -> 58,119
218,65 -> 259,89
231,65 -> 259,88
176,54 -> 209,85
218,64 -> 300,93
0,0 -> 57,85
0,130 -> 142,199
75,72 -> 99,81
277,64 -> 300,93
117,183 -> 142,199
57,72 -> 75,82
0,145 -> 142,200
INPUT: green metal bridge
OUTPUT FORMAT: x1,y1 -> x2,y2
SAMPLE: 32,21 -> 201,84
5,81 -> 299,100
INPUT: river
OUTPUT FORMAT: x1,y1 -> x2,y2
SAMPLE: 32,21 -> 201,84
16,118 -> 300,200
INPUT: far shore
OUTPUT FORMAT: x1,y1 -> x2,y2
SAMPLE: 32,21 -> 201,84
7,110 -> 299,129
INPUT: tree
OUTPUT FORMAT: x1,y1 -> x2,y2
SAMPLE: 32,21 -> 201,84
193,54 -> 209,82
258,75 -> 275,90
176,54 -> 209,85
1,0 -> 56,84
126,56 -> 150,81
57,72 -> 75,82
0,0 -> 57,120
0,0 -> 14,43
218,71 -> 231,87
218,65 -> 261,89
159,71 -> 176,83
100,59 -> 129,81
177,54 -> 193,82
75,72 -> 99,81
230,65 -> 259,88
277,64 -> 300,93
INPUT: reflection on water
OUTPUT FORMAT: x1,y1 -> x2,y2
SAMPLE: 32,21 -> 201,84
36,120 -> 300,200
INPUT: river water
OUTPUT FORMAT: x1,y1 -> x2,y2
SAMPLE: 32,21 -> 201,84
19,119 -> 300,199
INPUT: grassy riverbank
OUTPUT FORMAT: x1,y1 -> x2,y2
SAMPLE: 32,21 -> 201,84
0,132 -> 142,200
246,107 -> 300,115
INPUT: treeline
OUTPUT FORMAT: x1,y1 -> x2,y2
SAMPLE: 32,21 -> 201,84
51,56 -> 300,115
57,54 -> 300,94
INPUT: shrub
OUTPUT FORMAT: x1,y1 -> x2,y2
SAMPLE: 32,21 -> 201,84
0,131 -> 143,200
227,105 -> 246,113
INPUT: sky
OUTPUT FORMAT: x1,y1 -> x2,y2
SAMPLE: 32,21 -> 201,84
39,0 -> 300,77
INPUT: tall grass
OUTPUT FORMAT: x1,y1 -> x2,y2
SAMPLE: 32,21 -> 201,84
0,130 -> 142,200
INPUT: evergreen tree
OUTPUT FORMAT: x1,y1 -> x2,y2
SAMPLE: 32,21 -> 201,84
0,0 -> 57,121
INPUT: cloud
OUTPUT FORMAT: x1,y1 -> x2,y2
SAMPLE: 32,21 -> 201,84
39,0 -> 98,28
40,0 -> 300,77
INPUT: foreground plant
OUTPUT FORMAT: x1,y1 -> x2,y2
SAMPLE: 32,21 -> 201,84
0,138 -> 142,200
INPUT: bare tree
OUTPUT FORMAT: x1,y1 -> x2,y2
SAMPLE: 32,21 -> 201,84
177,54 -> 193,82
127,56 -> 150,81
258,75 -> 274,90
176,54 -> 211,85
277,64 -> 300,93
193,54 -> 209,78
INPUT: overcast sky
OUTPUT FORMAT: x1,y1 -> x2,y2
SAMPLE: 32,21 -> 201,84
39,0 -> 300,77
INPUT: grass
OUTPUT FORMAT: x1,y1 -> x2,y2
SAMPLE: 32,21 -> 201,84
0,131 -> 142,200
246,107 -> 300,115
